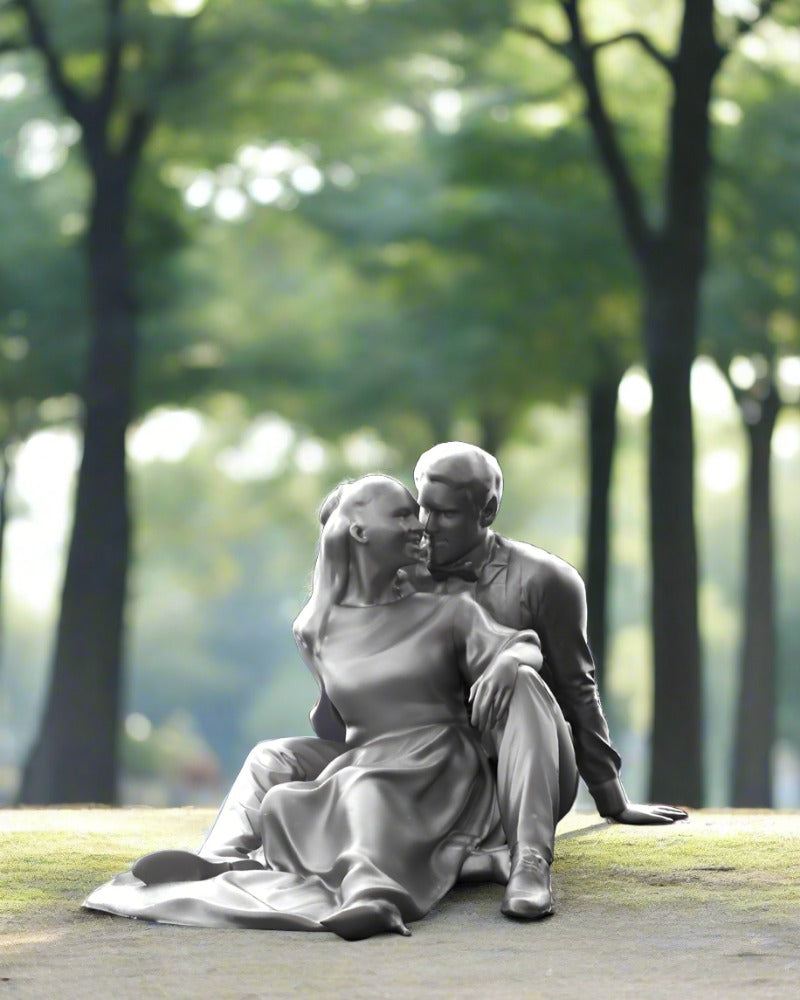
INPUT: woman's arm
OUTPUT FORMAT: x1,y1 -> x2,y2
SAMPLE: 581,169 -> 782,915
468,641 -> 542,731
452,596 -> 542,731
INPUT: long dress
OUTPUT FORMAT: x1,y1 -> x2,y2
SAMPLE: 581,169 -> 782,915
84,592 -> 535,938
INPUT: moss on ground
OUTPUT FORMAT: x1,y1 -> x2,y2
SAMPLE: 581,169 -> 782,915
0,807 -> 216,917
555,813 -> 800,911
2,808 -> 798,925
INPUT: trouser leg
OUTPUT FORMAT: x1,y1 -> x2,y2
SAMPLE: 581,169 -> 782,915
199,736 -> 345,860
494,666 -> 579,865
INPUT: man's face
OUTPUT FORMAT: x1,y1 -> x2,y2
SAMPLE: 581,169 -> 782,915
416,478 -> 485,566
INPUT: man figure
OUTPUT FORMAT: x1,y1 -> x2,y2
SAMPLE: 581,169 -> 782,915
408,442 -> 686,916
137,442 -> 686,918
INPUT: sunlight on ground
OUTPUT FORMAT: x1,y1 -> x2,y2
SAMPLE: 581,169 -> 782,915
0,930 -> 64,948
0,806 -> 216,836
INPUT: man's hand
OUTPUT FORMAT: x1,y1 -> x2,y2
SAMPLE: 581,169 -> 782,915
609,803 -> 689,825
469,641 -> 543,731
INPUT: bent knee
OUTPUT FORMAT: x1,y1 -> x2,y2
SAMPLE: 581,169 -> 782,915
515,665 -> 555,701
511,666 -> 563,720
244,738 -> 307,776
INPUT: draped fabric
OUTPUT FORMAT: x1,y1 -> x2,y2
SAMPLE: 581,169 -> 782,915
84,594 -> 534,939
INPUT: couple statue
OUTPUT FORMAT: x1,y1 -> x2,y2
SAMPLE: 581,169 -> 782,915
85,442 -> 686,940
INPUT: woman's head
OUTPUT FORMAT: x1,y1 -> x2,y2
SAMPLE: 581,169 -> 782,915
294,475 -> 424,657
333,475 -> 424,570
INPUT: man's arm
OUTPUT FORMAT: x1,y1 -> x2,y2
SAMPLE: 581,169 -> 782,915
532,556 -> 686,824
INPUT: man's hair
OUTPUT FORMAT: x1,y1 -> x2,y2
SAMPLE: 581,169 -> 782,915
413,442 -> 503,513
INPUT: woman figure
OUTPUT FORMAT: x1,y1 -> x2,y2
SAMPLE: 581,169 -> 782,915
85,475 -> 541,939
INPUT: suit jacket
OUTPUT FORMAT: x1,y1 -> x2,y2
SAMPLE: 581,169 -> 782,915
308,531 -> 626,817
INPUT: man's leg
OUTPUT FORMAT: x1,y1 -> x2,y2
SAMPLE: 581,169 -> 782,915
493,666 -> 578,918
199,736 -> 345,861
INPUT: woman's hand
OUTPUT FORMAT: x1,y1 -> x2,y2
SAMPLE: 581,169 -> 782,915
469,641 -> 543,731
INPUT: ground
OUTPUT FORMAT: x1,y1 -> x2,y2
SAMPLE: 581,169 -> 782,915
1,808 -> 798,999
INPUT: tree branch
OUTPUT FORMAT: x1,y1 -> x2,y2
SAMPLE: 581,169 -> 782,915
120,107 -> 153,167
99,0 -> 124,115
733,0 -> 776,40
590,31 -> 675,78
118,8 -> 198,169
134,9 -> 198,120
560,0 -> 653,260
513,22 -> 570,58
14,0 -> 87,123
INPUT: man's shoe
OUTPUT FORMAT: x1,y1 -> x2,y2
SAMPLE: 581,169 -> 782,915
132,849 -> 263,885
500,846 -> 553,920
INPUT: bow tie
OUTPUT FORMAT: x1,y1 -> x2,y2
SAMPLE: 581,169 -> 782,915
427,561 -> 480,583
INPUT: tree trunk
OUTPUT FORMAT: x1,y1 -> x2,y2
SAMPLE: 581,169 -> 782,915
556,0 -> 721,807
477,411 -> 506,459
585,372 -> 621,693
0,443 -> 9,672
644,274 -> 703,807
18,168 -> 136,804
732,382 -> 780,806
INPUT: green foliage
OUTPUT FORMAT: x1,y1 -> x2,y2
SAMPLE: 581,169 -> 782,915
705,76 -> 800,363
0,86 -> 87,437
1,0 -> 799,805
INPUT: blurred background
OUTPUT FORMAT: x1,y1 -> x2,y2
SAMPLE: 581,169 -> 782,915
0,0 -> 798,810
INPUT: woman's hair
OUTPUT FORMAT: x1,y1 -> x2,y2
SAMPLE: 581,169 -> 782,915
292,475 -> 406,661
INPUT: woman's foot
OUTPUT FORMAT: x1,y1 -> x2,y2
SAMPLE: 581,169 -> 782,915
132,849 -> 263,885
322,900 -> 411,941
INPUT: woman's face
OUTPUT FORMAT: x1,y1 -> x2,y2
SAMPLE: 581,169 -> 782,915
353,479 -> 426,571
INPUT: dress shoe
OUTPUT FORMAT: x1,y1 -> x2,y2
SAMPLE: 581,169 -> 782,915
500,845 -> 553,920
132,849 -> 263,885
321,900 -> 411,940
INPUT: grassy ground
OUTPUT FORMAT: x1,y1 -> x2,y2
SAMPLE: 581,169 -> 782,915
1,808 -> 799,998
555,810 -> 800,910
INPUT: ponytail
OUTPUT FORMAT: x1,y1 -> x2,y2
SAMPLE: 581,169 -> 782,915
293,485 -> 353,659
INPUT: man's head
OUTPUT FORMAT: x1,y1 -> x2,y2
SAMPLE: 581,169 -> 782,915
413,442 -> 503,566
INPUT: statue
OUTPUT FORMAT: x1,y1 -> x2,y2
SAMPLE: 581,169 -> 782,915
195,444 -> 686,908
85,445 -> 687,939
85,474 -> 544,939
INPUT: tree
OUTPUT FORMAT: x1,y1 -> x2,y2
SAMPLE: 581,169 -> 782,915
704,77 -> 800,805
273,30 -> 646,695
7,0 -> 512,802
0,87 -> 87,674
4,0 -> 202,802
512,0 -> 787,804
